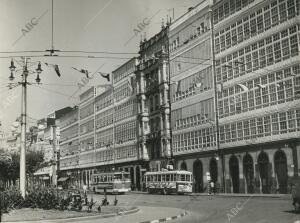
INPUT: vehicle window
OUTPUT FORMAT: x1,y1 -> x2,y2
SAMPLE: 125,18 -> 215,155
123,173 -> 129,179
158,175 -> 161,181
103,176 -> 107,182
186,174 -> 190,181
114,174 -> 122,180
162,174 -> 166,182
153,175 -> 156,181
170,174 -> 173,181
166,174 -> 170,181
180,174 -> 185,181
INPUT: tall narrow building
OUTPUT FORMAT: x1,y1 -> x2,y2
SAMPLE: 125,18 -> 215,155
169,1 -> 217,193
136,23 -> 172,172
112,57 -> 144,190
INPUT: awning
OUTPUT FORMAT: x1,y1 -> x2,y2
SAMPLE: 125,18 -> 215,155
58,177 -> 69,182
34,166 -> 52,176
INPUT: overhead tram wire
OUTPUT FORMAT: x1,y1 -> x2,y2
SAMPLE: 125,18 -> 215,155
37,83 -> 95,87
56,50 -> 138,55
0,50 -> 138,55
31,84 -> 77,99
0,55 -> 132,60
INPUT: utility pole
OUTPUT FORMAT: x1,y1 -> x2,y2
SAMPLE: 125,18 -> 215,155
20,57 -> 28,198
52,125 -> 57,187
9,57 -> 43,198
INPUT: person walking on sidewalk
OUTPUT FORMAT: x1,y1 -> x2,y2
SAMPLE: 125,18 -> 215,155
210,181 -> 215,195
83,184 -> 88,197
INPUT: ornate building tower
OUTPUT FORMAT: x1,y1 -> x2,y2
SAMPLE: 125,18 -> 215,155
136,23 -> 172,171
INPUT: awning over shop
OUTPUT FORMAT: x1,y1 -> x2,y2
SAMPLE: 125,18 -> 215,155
34,166 -> 52,176
57,177 -> 69,182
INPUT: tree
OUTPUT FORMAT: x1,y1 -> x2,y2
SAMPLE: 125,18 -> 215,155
8,153 -> 20,185
0,150 -> 44,188
0,158 -> 10,188
26,150 -> 44,176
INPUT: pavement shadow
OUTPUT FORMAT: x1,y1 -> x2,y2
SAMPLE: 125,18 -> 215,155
283,210 -> 300,214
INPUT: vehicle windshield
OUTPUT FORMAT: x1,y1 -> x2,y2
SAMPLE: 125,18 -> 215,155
114,174 -> 122,180
114,173 -> 129,181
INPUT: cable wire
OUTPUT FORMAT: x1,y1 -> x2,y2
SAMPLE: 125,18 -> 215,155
0,50 -> 138,55
31,84 -> 77,99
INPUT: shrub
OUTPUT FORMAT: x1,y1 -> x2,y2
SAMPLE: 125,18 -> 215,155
0,188 -> 90,215
0,188 -> 24,214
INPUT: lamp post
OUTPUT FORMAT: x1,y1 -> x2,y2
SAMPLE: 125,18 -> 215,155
8,57 -> 43,198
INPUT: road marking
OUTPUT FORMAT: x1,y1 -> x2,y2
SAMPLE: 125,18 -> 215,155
139,211 -> 188,223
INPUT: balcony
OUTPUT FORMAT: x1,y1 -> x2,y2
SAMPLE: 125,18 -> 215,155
146,131 -> 161,141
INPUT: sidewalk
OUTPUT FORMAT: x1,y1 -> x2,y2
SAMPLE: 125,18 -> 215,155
130,191 -> 291,199
3,206 -> 188,223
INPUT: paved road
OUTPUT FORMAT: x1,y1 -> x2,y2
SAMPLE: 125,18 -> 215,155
88,192 -> 299,223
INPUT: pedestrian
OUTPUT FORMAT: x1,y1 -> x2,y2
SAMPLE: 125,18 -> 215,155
210,181 -> 215,195
208,180 -> 211,195
83,184 -> 87,197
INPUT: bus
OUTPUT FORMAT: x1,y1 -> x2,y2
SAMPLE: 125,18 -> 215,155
144,170 -> 193,195
91,171 -> 131,194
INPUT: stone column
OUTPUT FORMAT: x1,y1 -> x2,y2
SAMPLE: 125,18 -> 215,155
238,154 -> 244,193
158,66 -> 162,84
85,170 -> 88,186
162,62 -> 167,83
140,72 -> 145,94
141,142 -> 149,160
291,143 -> 299,177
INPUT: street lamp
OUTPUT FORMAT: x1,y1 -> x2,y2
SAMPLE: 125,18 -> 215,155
8,57 -> 43,198
9,59 -> 16,72
35,62 -> 43,84
9,72 -> 15,81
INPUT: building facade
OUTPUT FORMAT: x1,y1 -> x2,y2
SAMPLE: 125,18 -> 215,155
77,87 -> 95,188
59,59 -> 146,190
136,23 -> 172,172
112,57 -> 145,190
213,0 -> 300,194
170,0 -> 300,194
169,0 -> 217,193
58,106 -> 79,188
55,0 -> 299,194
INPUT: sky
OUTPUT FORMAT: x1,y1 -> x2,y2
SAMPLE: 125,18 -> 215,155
0,0 -> 200,133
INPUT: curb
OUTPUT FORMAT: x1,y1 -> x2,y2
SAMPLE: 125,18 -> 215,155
139,211 -> 188,223
129,191 -> 291,199
2,207 -> 139,223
